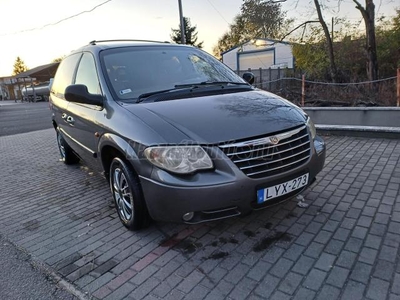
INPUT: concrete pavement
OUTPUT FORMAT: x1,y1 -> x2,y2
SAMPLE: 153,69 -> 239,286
0,129 -> 399,299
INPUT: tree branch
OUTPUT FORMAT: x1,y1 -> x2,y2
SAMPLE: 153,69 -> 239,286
353,0 -> 368,18
279,20 -> 320,41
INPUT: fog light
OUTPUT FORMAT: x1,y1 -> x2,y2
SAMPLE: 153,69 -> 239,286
182,212 -> 194,222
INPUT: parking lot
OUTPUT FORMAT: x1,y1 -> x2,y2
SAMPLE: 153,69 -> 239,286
1,126 -> 400,299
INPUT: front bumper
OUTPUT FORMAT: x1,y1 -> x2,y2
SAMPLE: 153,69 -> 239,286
139,136 -> 326,223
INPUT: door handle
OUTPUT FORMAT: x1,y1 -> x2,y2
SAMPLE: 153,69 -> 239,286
66,116 -> 75,124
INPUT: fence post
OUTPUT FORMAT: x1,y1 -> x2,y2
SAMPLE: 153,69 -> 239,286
269,67 -> 272,91
301,74 -> 305,107
277,67 -> 281,91
397,68 -> 400,107
259,68 -> 262,89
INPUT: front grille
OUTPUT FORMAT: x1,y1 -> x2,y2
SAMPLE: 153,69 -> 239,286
220,126 -> 311,179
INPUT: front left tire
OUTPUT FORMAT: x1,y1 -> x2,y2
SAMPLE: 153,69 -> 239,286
109,157 -> 149,230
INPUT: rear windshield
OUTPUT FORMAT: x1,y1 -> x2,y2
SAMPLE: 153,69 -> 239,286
100,46 -> 245,101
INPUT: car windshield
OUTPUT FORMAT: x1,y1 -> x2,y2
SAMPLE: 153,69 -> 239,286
101,46 -> 246,101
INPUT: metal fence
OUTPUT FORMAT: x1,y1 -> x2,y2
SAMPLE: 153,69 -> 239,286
237,68 -> 399,107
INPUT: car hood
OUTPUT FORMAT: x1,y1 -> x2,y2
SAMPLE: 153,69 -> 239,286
122,90 -> 307,144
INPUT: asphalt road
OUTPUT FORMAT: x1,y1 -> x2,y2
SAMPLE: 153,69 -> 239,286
0,101 -> 52,136
0,234 -> 79,300
0,102 -> 78,299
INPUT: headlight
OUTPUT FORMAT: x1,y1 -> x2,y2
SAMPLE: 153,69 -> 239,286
306,117 -> 317,139
144,146 -> 213,174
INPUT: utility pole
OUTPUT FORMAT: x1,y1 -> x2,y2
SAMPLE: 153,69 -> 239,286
178,0 -> 186,44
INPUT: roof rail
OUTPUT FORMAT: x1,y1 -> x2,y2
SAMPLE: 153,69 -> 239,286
89,39 -> 170,45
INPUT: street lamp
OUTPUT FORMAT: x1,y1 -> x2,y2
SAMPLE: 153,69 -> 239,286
178,0 -> 186,44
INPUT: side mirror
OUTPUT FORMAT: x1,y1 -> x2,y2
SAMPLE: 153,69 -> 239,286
65,84 -> 103,106
242,72 -> 255,85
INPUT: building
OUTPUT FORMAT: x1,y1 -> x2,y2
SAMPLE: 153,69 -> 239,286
221,38 -> 294,72
0,62 -> 59,100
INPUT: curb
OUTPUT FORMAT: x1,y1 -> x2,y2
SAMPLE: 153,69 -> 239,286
316,124 -> 400,139
0,234 -> 90,300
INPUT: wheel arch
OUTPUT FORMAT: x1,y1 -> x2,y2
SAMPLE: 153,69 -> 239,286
98,133 -> 149,181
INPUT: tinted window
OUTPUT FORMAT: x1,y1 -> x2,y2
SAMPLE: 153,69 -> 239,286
101,46 -> 244,100
75,53 -> 101,95
51,53 -> 82,99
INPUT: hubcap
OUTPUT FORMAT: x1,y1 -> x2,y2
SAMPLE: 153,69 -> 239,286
112,167 -> 133,222
57,134 -> 66,159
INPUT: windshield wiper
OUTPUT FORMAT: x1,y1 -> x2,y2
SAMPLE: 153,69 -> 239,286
136,87 -> 189,103
136,81 -> 251,103
175,81 -> 250,88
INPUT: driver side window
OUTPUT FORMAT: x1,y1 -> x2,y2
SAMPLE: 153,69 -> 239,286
75,53 -> 101,95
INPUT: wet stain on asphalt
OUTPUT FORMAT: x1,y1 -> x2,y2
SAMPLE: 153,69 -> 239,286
265,222 -> 273,229
253,231 -> 292,252
244,230 -> 256,237
208,251 -> 229,260
159,233 -> 179,247
22,220 -> 40,231
219,237 -> 227,243
67,213 -> 81,221
175,239 -> 203,254
286,212 -> 297,219
210,236 -> 239,247
228,237 -> 239,244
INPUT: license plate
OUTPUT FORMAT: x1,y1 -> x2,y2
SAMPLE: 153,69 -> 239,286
257,173 -> 309,204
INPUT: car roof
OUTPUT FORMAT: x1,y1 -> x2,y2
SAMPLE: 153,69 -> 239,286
73,40 -> 190,53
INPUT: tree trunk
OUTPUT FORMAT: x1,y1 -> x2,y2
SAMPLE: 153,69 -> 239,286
353,0 -> 379,85
313,0 -> 338,82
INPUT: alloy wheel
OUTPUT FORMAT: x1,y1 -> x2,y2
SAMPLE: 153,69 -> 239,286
112,167 -> 134,222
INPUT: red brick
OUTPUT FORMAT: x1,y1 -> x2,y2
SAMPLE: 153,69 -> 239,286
107,268 -> 137,290
152,246 -> 170,256
131,253 -> 158,272
92,285 -> 112,299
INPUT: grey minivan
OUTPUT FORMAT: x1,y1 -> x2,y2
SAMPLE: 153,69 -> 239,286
50,40 -> 325,230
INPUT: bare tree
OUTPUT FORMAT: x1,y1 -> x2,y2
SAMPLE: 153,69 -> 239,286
313,0 -> 338,82
353,0 -> 378,84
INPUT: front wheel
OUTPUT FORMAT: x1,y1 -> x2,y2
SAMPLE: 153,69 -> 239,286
110,157 -> 149,230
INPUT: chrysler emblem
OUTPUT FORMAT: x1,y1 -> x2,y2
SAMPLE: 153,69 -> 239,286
269,136 -> 280,145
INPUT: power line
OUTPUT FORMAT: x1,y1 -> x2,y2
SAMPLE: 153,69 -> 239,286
253,76 -> 397,86
0,0 -> 112,37
205,0 -> 230,25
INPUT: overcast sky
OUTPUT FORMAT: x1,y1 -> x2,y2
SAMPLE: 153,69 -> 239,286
0,0 -> 397,77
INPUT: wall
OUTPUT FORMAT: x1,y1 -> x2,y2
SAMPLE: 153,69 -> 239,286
222,39 -> 293,71
303,107 -> 400,127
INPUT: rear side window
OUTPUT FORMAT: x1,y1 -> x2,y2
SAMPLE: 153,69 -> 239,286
75,53 -> 101,95
51,53 -> 82,99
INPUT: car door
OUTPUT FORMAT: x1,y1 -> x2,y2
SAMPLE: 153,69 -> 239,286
50,53 -> 82,143
64,52 -> 103,169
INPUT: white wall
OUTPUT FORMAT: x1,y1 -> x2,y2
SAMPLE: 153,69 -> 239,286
222,50 -> 237,71
274,43 -> 293,68
222,39 -> 293,71
238,51 -> 274,70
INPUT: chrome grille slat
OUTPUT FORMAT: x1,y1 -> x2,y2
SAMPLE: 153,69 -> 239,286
239,147 -> 311,170
233,140 -> 310,163
246,156 -> 310,177
226,133 -> 309,157
219,126 -> 305,148
219,126 -> 311,179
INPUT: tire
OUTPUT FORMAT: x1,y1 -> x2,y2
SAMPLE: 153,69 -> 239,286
56,130 -> 79,165
109,157 -> 149,230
